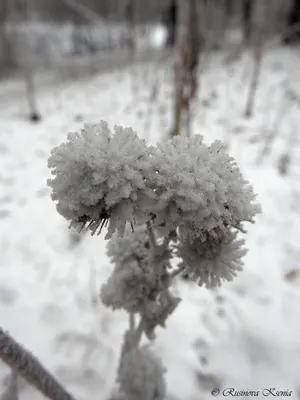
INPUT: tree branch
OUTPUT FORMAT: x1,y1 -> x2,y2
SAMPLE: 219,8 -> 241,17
0,328 -> 78,400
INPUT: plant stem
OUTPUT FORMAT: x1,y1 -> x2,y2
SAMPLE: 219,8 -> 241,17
129,313 -> 135,332
146,221 -> 157,249
134,319 -> 144,345
0,328 -> 77,400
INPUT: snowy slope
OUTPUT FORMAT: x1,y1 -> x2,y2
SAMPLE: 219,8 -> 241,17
1,42 -> 300,400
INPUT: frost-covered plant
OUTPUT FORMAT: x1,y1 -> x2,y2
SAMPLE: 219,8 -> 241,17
117,345 -> 166,400
47,121 -> 155,239
147,136 -> 260,242
101,224 -> 179,340
176,229 -> 247,288
46,121 -> 261,400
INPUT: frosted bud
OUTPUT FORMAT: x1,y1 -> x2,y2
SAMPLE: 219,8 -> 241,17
148,135 -> 260,241
47,121 -> 154,239
177,229 -> 247,288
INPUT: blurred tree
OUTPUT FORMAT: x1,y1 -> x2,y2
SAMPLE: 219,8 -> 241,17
20,0 -> 41,122
0,0 -> 13,71
243,0 -> 253,44
172,0 -> 201,137
99,0 -> 109,17
225,0 -> 233,17
125,0 -> 136,57
283,0 -> 300,43
162,0 -> 178,48
244,0 -> 270,118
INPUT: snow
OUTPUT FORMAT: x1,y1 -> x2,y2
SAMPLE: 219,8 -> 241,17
1,38 -> 300,400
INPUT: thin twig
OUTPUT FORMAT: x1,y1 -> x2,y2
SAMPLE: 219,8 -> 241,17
0,328 -> 78,400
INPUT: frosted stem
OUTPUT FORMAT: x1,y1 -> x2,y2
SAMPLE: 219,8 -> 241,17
0,328 -> 77,400
146,221 -> 157,249
129,313 -> 135,332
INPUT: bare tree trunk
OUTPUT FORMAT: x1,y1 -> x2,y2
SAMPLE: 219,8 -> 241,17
125,0 -> 136,59
283,0 -> 300,43
21,0 -> 41,122
172,0 -> 187,137
244,0 -> 269,118
243,0 -> 252,45
171,0 -> 201,137
24,67 -> 40,120
163,0 -> 178,48
0,0 -> 13,71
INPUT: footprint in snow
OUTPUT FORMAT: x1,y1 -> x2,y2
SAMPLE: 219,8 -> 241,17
0,210 -> 10,219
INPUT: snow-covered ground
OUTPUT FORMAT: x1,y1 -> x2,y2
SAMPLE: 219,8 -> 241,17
1,40 -> 300,400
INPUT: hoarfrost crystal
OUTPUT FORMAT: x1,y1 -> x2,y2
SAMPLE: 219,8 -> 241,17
48,122 -> 260,243
47,121 -> 154,239
177,229 -> 247,288
148,135 -> 260,241
101,226 -> 172,317
118,346 -> 166,400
